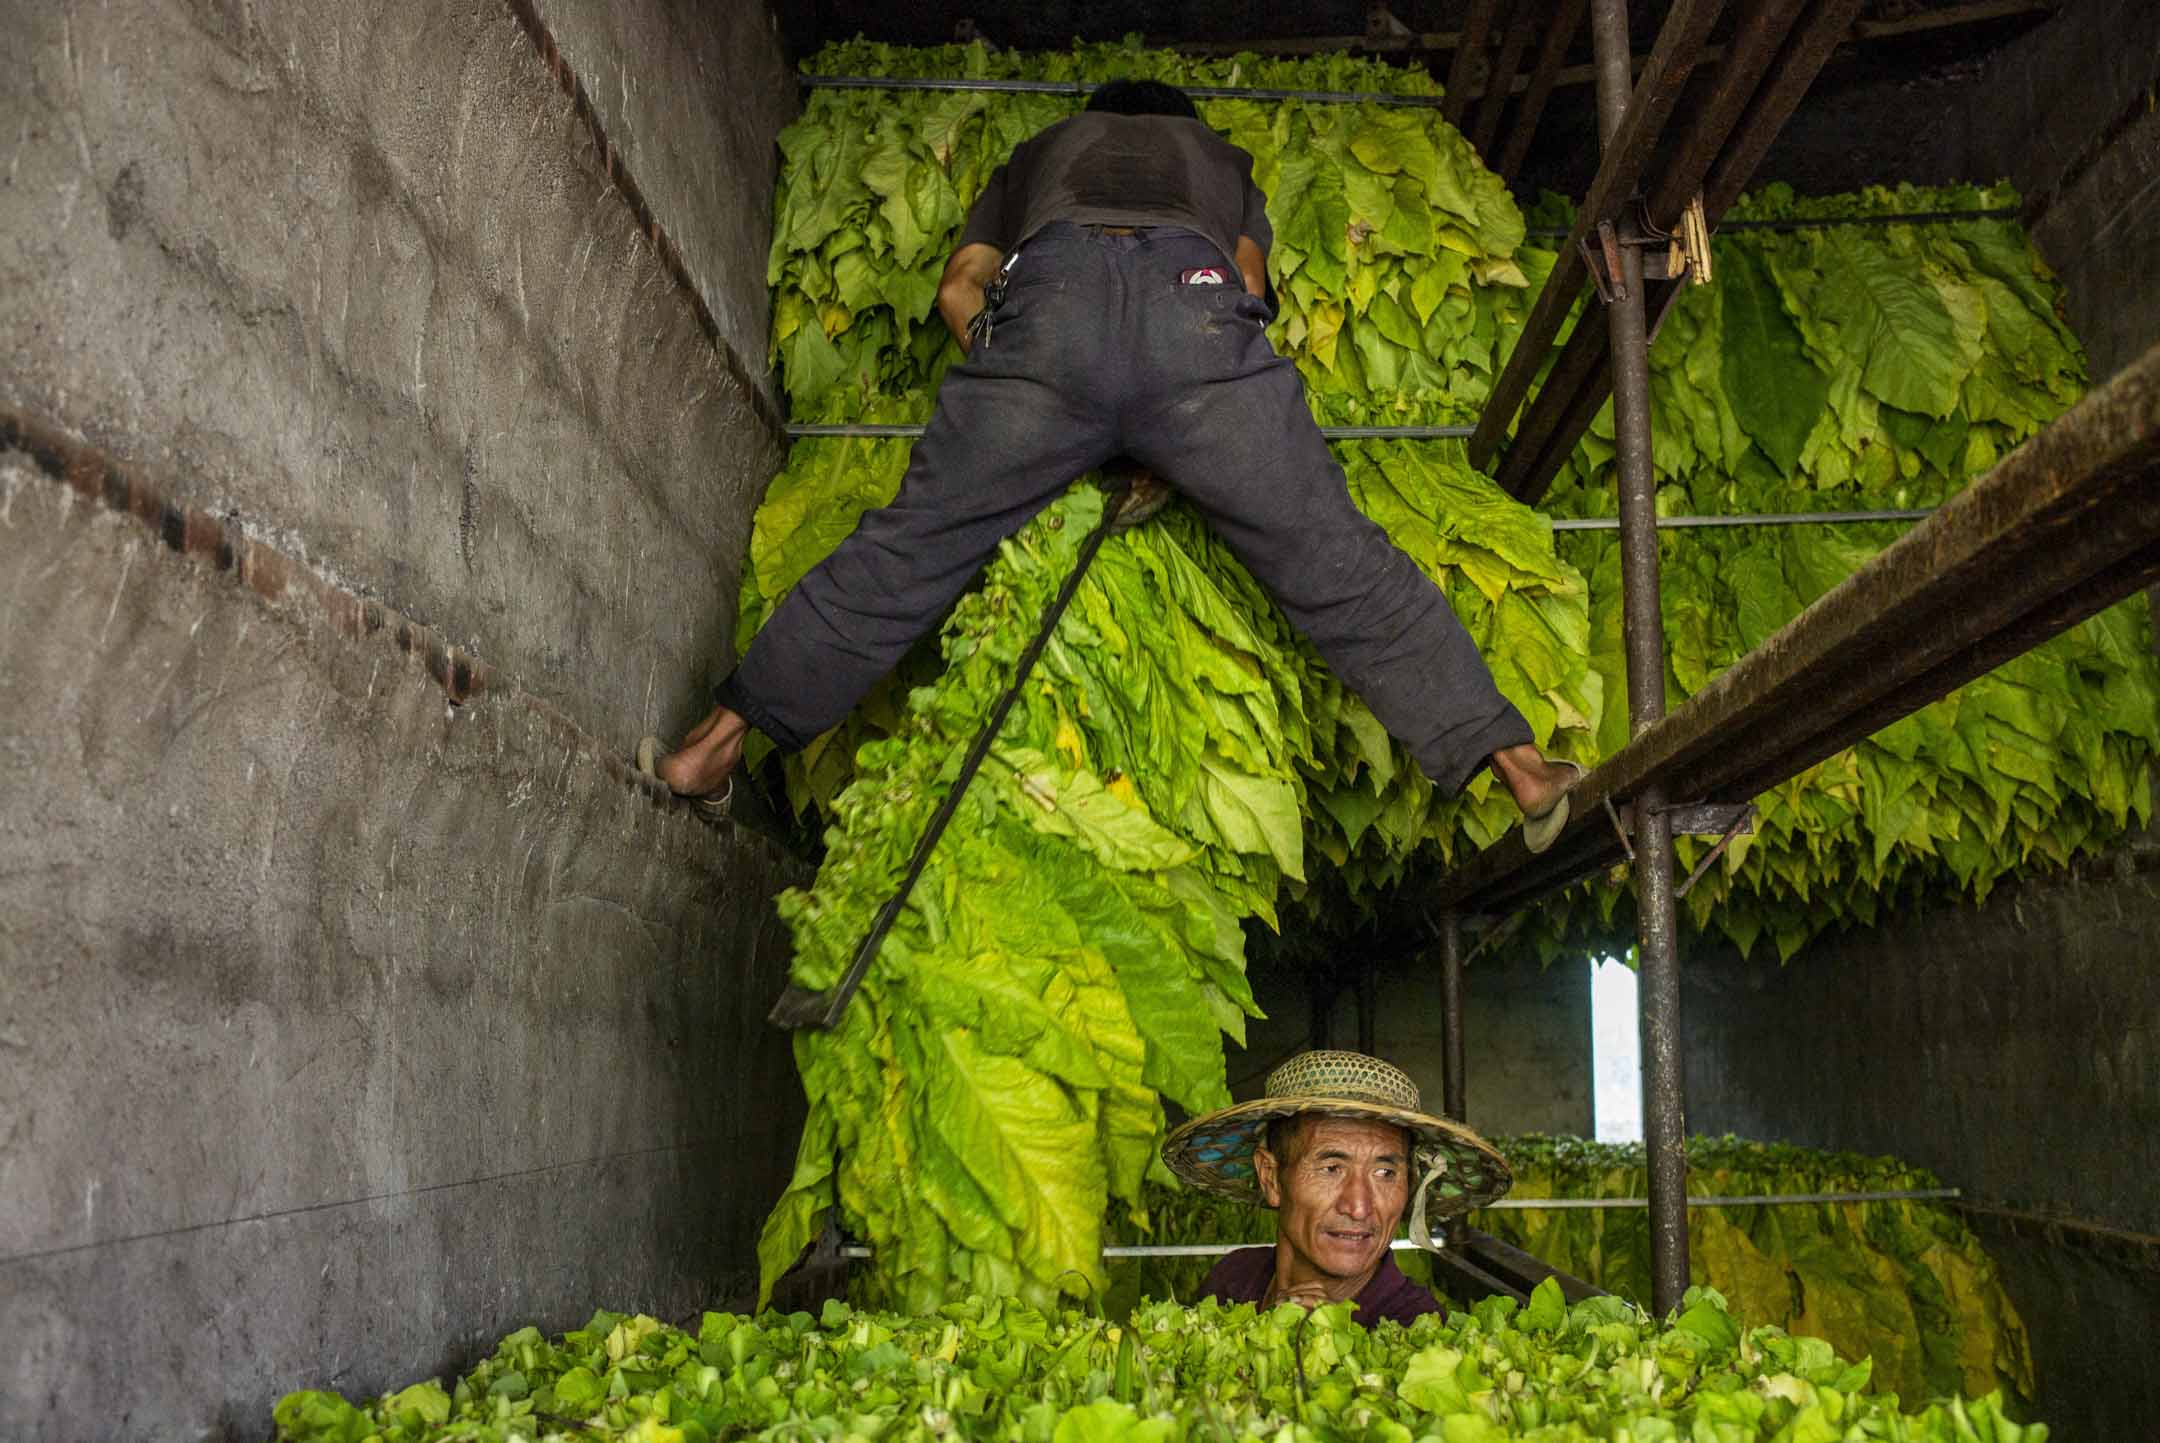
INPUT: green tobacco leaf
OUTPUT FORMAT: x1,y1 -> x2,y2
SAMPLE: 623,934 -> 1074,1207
1721,244 -> 1831,476
1272,148 -> 1352,296
925,1026 -> 1106,1292
994,747 -> 1198,872
1814,229 -> 1971,418
781,319 -> 847,407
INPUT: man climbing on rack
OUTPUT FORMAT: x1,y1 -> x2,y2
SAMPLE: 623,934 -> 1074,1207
649,78 -> 1582,850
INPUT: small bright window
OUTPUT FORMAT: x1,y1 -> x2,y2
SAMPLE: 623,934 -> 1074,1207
1590,956 -> 1643,1144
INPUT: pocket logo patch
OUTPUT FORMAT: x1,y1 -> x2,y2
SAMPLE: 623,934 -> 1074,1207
1179,267 -> 1229,286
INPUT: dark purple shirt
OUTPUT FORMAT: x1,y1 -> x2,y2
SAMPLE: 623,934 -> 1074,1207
1198,1247 -> 1444,1328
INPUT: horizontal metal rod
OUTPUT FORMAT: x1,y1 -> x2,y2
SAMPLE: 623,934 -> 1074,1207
831,1188 -> 1963,1260
779,431 -> 1938,532
1522,207 -> 2022,239
785,422 -> 1479,439
799,75 -> 1448,109
1319,424 -> 1478,439
1163,0 -> 2052,60
1488,1187 -> 1962,1209
1552,508 -> 1935,530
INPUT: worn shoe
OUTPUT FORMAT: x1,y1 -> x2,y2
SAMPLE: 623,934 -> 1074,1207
637,735 -> 732,817
1521,760 -> 1585,855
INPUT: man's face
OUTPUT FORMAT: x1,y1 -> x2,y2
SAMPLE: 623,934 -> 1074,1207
1255,1115 -> 1412,1283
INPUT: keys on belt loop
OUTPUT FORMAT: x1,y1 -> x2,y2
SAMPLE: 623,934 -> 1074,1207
967,250 -> 1022,351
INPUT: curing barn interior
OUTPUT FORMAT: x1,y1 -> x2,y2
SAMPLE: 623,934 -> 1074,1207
2,1 -> 2155,1440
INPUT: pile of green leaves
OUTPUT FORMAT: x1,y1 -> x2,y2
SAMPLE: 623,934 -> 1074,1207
273,1286 -> 2046,1442
1100,1135 -> 2031,1410
1530,183 -> 2156,961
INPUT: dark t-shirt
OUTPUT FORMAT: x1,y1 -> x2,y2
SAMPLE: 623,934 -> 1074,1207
1198,1247 -> 1444,1329
956,112 -> 1272,268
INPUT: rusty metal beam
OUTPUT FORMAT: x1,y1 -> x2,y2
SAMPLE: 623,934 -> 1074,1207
1162,1 -> 2049,64
1497,0 -> 1589,182
1471,7 -> 1537,156
1430,1227 -> 1609,1304
1703,0 -> 1875,219
1493,0 -> 1871,504
1494,318 -> 1611,499
1467,0 -> 1728,472
1393,339 -> 2160,924
1646,0 -> 1812,229
1443,0 -> 1503,125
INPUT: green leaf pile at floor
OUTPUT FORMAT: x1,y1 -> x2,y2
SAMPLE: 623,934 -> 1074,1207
272,1287 -> 2046,1442
1100,1136 -> 2032,1412
1526,182 -> 2157,963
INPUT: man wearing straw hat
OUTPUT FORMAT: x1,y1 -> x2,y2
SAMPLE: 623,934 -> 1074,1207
1164,1050 -> 1511,1326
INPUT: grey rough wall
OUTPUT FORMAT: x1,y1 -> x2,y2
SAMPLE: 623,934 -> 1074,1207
1234,953 -> 1593,1139
530,0 -> 791,392
0,461 -> 809,1440
0,0 -> 792,748
1678,846 -> 2160,1442
1682,851 -> 2160,1232
1949,0 -> 2160,386
0,1 -> 806,1439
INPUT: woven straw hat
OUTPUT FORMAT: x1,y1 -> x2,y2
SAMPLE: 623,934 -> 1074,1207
1162,1051 -> 1511,1243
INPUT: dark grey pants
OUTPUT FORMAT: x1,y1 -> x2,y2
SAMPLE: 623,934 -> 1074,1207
719,224 -> 1532,793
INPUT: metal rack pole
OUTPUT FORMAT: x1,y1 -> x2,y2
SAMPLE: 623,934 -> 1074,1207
799,74 -> 1450,110
829,1188 -> 1967,1259
1440,915 -> 1467,1121
784,423 -> 1481,439
1588,0 -> 1692,1319
1357,955 -> 1378,1055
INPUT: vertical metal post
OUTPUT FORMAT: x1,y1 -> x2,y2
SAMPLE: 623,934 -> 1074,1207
1357,955 -> 1378,1055
1589,0 -> 1691,1317
1440,916 -> 1466,1121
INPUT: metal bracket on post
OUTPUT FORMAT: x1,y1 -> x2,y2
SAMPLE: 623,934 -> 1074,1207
1583,201 -> 1706,302
1583,218 -> 1629,303
1602,798 -> 1751,864
1676,803 -> 1755,899
1661,801 -> 1753,836
1679,193 -> 1713,286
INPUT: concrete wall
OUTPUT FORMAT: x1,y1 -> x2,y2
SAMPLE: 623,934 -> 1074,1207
1235,951 -> 1594,1140
0,2 -> 804,1439
0,0 -> 791,748
1929,0 -> 2160,386
1683,849 -> 2160,1233
1679,842 -> 2160,1441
